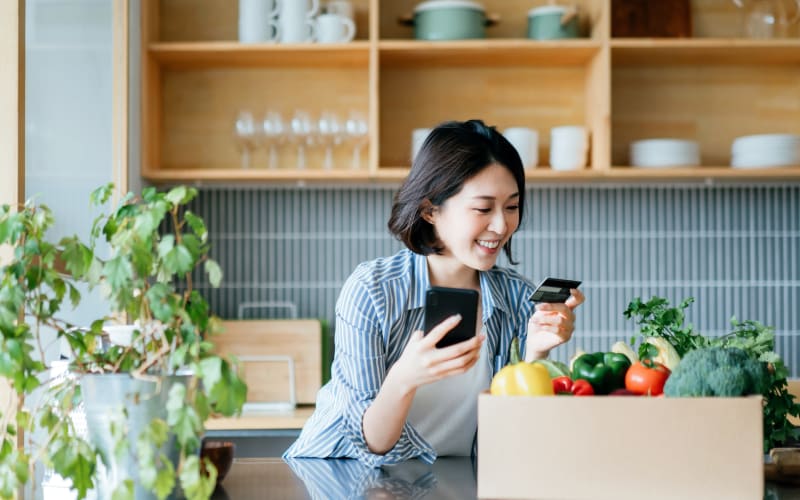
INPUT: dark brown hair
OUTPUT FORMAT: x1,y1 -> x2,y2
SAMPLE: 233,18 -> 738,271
387,119 -> 525,263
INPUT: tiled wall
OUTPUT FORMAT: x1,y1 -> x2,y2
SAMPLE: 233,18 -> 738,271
188,184 -> 800,375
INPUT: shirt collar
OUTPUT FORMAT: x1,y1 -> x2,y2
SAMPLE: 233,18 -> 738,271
408,251 -> 510,321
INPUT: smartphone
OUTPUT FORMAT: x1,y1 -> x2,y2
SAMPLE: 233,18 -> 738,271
424,286 -> 479,348
529,277 -> 582,303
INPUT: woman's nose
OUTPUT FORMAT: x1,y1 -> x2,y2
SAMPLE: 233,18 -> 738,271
488,211 -> 508,234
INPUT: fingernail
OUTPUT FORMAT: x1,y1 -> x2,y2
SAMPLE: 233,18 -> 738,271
451,314 -> 462,321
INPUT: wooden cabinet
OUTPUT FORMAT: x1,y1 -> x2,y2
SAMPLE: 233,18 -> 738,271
141,0 -> 800,183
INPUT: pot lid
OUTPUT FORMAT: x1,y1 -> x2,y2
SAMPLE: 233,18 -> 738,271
415,0 -> 485,14
528,5 -> 569,17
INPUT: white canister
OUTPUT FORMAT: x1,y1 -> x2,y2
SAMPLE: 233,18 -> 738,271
503,127 -> 539,169
550,125 -> 589,171
411,128 -> 432,162
239,0 -> 281,43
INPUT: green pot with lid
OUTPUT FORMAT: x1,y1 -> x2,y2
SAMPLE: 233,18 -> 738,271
527,5 -> 580,40
412,0 -> 491,40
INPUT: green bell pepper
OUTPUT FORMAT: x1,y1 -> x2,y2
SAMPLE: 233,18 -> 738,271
572,352 -> 631,394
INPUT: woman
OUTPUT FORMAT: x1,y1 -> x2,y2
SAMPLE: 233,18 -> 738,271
284,119 -> 584,467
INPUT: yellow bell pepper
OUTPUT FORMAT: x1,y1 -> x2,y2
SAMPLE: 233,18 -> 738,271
490,362 -> 554,396
489,337 -> 554,396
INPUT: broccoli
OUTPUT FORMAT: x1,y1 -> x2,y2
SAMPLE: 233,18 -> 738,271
663,346 -> 767,397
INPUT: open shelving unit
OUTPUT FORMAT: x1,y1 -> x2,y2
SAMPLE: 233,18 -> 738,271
141,0 -> 800,184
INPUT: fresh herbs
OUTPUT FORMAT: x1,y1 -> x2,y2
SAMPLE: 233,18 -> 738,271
711,319 -> 800,452
625,297 -> 800,452
623,297 -> 707,358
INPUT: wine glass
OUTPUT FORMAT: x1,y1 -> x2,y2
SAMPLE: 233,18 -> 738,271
233,110 -> 258,170
262,110 -> 286,170
344,110 -> 368,170
289,110 -> 316,170
317,111 -> 344,170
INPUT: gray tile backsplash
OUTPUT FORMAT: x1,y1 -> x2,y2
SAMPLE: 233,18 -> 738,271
187,184 -> 800,375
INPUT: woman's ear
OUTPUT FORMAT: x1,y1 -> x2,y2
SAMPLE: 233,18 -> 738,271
420,199 -> 436,225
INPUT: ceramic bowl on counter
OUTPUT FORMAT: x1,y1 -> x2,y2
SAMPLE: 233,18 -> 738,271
408,0 -> 497,41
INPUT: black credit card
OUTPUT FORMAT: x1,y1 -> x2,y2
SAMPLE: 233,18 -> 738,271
529,277 -> 581,303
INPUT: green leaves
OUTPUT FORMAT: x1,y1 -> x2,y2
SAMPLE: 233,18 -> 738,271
137,420 -> 175,500
201,358 -> 248,417
204,260 -> 222,288
166,383 -> 201,452
179,455 -> 217,500
157,235 -> 194,277
104,256 -> 134,291
1,183 -> 245,498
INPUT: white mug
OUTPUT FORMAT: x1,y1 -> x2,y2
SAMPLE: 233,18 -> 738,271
239,0 -> 281,43
326,0 -> 354,20
411,128 -> 432,162
316,13 -> 355,43
503,127 -> 539,169
279,0 -> 320,43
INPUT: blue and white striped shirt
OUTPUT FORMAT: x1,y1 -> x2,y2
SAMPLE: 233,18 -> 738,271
283,248 -> 537,467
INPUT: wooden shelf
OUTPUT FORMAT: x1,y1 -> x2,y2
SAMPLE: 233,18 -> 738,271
142,1 -> 800,184
142,168 -> 375,183
149,41 -> 371,69
611,39 -> 800,65
379,39 -> 603,67
608,166 -> 800,180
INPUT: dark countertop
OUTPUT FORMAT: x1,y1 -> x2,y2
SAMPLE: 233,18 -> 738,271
211,457 -> 800,500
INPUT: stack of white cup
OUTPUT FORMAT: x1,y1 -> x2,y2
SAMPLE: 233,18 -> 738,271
550,125 -> 589,171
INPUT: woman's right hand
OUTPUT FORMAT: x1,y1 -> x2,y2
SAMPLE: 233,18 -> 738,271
387,314 -> 485,395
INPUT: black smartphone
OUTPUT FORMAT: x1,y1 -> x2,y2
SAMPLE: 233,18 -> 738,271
529,277 -> 582,303
424,286 -> 479,348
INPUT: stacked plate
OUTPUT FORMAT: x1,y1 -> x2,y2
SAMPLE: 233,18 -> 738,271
630,139 -> 700,168
731,134 -> 800,169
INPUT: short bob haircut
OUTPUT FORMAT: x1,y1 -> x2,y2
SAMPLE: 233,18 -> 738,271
387,119 -> 525,264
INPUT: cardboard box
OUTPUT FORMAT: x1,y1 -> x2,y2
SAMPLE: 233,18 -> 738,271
478,394 -> 763,500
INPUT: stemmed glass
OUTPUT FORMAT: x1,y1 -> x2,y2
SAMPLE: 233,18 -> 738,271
289,110 -> 316,170
262,110 -> 286,170
344,110 -> 368,170
233,110 -> 258,170
318,111 -> 344,170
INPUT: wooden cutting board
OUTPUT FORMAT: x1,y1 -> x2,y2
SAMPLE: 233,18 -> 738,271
214,320 -> 322,405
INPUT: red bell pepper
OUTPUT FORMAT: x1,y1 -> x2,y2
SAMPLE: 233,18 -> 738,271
551,376 -> 595,396
570,378 -> 594,396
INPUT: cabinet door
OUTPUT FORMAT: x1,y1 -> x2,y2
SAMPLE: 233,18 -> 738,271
24,0 -> 129,359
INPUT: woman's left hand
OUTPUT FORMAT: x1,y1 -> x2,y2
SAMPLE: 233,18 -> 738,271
525,288 -> 585,361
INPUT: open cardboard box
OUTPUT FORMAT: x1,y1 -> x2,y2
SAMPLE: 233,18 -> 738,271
477,393 -> 763,500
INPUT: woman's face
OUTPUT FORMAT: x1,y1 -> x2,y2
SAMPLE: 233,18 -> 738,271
427,163 -> 520,272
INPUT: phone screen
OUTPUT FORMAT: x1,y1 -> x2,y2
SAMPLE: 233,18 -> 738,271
423,286 -> 479,348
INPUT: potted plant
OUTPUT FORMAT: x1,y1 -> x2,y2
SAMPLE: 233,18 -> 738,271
0,184 -> 247,499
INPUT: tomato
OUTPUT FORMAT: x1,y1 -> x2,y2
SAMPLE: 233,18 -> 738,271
624,359 -> 671,396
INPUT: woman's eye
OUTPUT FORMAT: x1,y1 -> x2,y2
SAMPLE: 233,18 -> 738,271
474,208 -> 491,214
506,205 -> 519,211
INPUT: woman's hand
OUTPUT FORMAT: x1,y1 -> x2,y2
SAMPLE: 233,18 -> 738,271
387,315 -> 485,396
525,288 -> 585,361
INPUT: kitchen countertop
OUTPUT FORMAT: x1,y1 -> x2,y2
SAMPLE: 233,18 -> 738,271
210,457 -> 800,499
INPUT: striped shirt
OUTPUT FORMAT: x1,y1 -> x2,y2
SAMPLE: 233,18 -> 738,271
283,248 -> 537,467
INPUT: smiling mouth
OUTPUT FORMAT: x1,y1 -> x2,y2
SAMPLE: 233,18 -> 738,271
477,240 -> 501,249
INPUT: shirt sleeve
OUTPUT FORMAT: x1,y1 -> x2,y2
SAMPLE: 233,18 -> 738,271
334,274 -> 436,467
